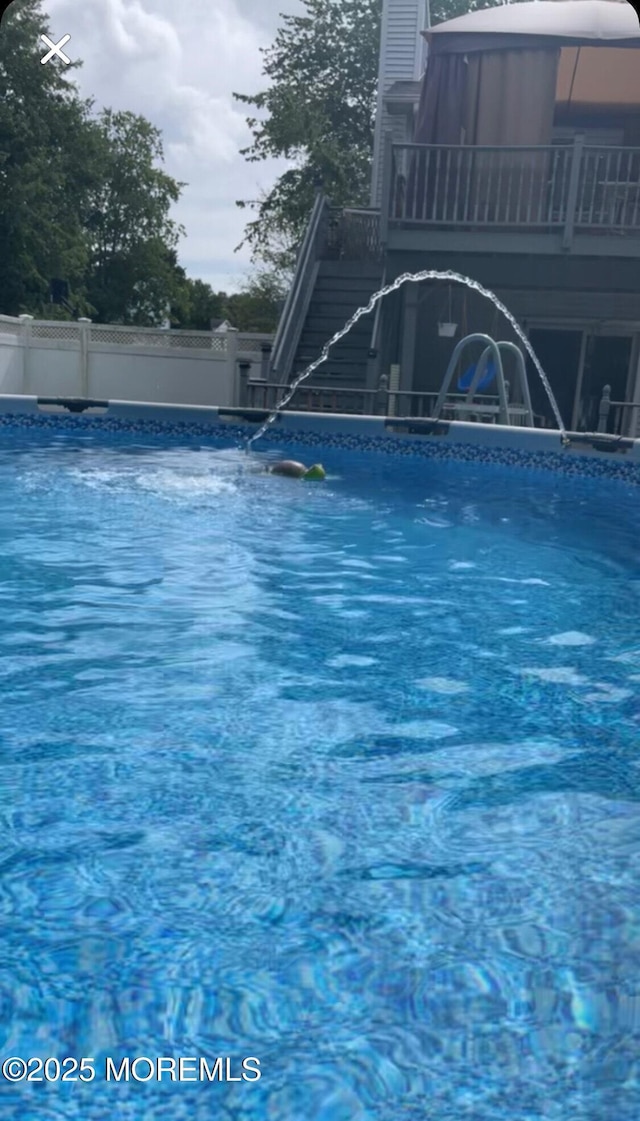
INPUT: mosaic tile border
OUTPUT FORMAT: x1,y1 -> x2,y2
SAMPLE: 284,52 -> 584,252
0,409 -> 638,486
260,426 -> 640,485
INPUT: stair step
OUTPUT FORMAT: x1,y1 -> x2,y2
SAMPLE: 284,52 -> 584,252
298,330 -> 370,347
302,310 -> 373,325
286,255 -> 383,388
293,363 -> 366,376
317,262 -> 382,280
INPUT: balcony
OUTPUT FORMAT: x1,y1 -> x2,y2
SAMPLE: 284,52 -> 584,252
381,140 -> 640,255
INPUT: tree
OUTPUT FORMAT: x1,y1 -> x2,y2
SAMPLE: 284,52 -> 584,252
225,269 -> 287,334
233,0 -> 382,272
430,0 -> 504,22
0,0 -> 98,314
168,272 -> 285,334
84,110 -> 186,324
0,1 -> 187,324
171,277 -> 227,331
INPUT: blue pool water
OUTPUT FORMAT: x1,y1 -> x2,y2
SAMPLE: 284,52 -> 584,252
0,426 -> 639,1121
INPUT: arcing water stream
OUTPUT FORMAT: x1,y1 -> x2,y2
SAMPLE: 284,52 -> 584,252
245,269 -> 568,451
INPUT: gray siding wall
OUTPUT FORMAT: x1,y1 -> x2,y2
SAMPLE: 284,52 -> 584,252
411,290 -> 640,396
382,254 -> 640,408
499,289 -> 640,324
387,251 -> 640,322
370,0 -> 427,209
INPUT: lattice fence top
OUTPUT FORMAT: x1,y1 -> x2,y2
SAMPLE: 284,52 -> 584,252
236,334 -> 273,356
90,326 -> 228,351
0,315 -> 273,354
31,323 -> 80,340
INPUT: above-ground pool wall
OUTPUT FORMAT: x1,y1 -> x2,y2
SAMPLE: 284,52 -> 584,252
0,396 -> 638,485
388,251 -> 640,427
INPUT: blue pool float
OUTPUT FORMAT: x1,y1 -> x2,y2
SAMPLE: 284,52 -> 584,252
458,358 -> 497,393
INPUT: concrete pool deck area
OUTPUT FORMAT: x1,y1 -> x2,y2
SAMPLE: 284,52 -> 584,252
0,394 -> 639,486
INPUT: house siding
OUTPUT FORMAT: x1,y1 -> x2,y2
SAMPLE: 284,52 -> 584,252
370,0 -> 426,209
387,251 -> 640,324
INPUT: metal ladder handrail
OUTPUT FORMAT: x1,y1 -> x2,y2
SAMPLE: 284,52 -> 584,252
431,333 -> 534,427
466,340 -> 534,426
491,340 -> 534,426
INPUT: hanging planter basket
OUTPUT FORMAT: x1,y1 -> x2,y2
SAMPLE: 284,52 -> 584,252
438,285 -> 457,337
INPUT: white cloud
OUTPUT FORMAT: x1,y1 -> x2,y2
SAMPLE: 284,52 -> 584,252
43,0 -> 305,291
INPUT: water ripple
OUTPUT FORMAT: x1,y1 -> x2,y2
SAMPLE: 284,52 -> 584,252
0,433 -> 638,1120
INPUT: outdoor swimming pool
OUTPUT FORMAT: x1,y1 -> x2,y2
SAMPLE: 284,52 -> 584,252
1,417 -> 639,1120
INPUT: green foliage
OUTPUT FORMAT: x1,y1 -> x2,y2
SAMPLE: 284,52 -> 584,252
169,271 -> 286,335
233,0 -> 382,272
0,0 -> 96,313
225,270 -> 287,334
84,110 -> 186,324
0,0 -> 187,324
170,277 -> 227,331
430,0 -> 527,25
0,0 -> 277,330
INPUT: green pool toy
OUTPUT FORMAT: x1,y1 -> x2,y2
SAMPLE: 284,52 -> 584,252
302,464 -> 326,481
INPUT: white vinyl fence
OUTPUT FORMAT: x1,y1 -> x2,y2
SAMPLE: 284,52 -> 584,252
0,315 -> 273,407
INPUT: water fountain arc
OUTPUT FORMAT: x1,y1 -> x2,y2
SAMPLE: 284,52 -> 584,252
245,270 -> 568,451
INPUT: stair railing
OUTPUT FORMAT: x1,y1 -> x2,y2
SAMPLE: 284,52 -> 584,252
270,191 -> 330,386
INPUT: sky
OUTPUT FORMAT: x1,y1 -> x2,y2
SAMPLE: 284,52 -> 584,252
43,0 -> 306,293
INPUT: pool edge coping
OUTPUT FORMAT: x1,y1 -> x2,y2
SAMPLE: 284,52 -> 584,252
0,394 -> 638,486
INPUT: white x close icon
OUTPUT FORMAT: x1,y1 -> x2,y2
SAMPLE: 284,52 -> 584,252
40,34 -> 71,65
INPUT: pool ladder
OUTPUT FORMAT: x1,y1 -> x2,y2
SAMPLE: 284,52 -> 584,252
431,333 -> 534,427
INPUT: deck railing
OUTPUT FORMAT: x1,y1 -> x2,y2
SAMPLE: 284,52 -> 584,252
242,381 -> 548,422
325,208 -> 383,261
387,140 -> 640,239
244,380 -> 381,414
243,378 -> 640,437
597,384 -> 640,438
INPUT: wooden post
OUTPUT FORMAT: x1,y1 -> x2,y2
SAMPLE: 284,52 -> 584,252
399,282 -> 419,412
238,361 -> 251,407
379,131 -> 394,248
570,330 -> 588,432
562,133 -> 585,251
624,337 -> 640,438
260,342 -> 271,381
227,327 -> 239,406
375,370 -> 389,416
366,349 -> 379,398
366,268 -> 387,395
597,384 -> 611,433
388,363 -> 400,418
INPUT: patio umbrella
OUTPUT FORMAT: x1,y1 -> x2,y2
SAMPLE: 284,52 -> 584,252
424,0 -> 640,50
